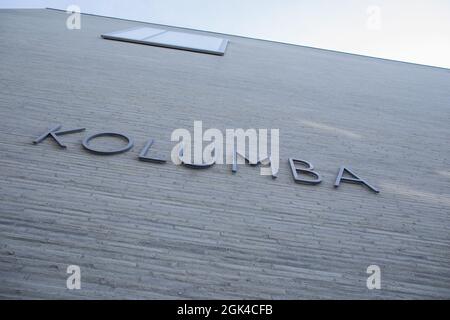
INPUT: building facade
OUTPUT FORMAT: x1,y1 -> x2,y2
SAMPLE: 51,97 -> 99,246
0,9 -> 449,299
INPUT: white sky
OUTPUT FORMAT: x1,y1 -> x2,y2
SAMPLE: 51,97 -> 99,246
2,0 -> 450,69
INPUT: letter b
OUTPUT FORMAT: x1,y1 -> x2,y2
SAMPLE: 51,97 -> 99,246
288,158 -> 322,185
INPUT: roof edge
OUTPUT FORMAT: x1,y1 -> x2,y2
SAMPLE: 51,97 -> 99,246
44,8 -> 448,71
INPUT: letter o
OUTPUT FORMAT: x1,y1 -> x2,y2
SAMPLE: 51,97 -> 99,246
82,132 -> 134,155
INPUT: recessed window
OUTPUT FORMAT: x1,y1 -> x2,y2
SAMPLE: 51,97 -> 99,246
101,26 -> 228,56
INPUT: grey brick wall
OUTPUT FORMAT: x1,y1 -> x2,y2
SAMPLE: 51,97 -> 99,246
0,9 -> 449,299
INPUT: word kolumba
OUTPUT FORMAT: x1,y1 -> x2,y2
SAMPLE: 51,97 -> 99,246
32,124 -> 379,193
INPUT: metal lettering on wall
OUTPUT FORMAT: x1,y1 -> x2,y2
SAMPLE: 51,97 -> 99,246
32,124 -> 379,193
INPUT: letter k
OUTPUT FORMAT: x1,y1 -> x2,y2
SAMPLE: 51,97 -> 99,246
33,124 -> 85,148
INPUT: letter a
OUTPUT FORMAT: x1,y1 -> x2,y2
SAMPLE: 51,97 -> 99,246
334,166 -> 379,193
